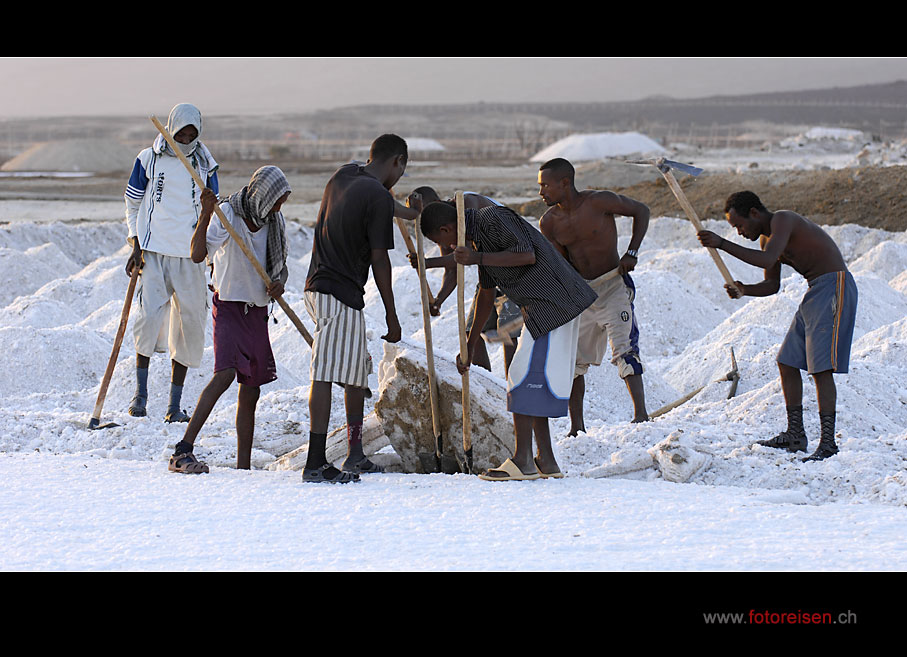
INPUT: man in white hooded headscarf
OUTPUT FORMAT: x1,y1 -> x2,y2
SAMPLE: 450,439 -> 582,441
124,103 -> 219,423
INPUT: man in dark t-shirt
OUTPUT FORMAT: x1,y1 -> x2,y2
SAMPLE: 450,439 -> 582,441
302,134 -> 408,484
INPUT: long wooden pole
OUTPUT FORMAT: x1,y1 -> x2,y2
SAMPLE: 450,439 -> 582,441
395,215 -> 435,305
87,264 -> 140,429
149,115 -> 314,347
455,191 -> 473,473
659,168 -> 743,297
415,214 -> 443,457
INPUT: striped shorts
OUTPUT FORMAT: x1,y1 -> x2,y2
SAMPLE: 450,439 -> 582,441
777,270 -> 858,374
304,291 -> 371,388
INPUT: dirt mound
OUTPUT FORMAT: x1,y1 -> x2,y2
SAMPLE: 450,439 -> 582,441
517,164 -> 907,233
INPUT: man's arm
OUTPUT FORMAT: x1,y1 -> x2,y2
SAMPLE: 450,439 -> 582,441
712,235 -> 782,299
593,191 -> 650,273
457,286 -> 496,374
429,246 -> 458,314
190,188 -> 218,264
451,244 -> 536,267
371,248 -> 401,342
394,199 -> 420,221
700,212 -> 795,271
124,157 -> 147,275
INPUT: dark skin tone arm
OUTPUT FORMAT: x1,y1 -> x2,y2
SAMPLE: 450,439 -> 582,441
191,187 -> 285,299
452,241 -> 535,374
405,192 -> 499,315
698,211 -> 796,271
698,228 -> 783,300
457,285 -> 497,373
371,248 -> 401,343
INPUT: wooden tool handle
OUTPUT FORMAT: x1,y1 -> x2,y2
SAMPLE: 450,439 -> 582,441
661,169 -> 742,296
415,214 -> 442,440
396,216 -> 435,305
150,116 -> 313,347
90,264 -> 140,422
455,191 -> 472,457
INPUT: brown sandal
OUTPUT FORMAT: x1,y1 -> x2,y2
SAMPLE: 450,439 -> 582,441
168,451 -> 209,474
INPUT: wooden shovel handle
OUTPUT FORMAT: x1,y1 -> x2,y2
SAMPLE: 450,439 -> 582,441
395,216 -> 435,306
150,115 -> 313,347
415,214 -> 442,440
455,192 -> 472,457
90,264 -> 140,422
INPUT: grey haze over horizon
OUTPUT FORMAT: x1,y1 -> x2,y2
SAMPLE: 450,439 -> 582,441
2,57 -> 906,120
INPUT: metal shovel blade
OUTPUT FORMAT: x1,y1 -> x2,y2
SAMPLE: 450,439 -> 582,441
418,432 -> 461,474
87,417 -> 120,430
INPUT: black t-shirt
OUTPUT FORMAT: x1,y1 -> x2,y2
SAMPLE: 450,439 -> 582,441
305,163 -> 395,310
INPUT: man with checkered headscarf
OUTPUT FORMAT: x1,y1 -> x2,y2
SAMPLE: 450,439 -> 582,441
167,166 -> 292,473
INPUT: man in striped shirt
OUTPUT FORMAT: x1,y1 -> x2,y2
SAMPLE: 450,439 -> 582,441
420,201 -> 596,480
698,191 -> 858,462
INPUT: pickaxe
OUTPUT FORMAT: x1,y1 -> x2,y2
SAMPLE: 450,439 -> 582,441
626,157 -> 742,297
650,347 -> 740,419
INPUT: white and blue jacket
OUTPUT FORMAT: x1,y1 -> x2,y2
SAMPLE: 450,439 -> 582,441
125,139 -> 219,258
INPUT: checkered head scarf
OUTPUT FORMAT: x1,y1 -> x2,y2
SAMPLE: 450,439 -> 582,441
227,166 -> 291,284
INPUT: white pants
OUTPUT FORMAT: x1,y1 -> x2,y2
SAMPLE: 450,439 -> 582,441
132,251 -> 207,368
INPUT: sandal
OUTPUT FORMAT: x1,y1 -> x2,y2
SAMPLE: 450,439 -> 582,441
168,451 -> 209,474
341,457 -> 384,475
303,463 -> 360,484
478,458 -> 540,481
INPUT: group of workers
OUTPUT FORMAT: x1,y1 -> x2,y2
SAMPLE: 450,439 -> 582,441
122,103 -> 857,482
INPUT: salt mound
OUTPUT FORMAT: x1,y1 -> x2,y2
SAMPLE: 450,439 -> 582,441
0,325 -> 111,399
1,139 -> 138,174
530,131 -> 667,163
850,241 -> 907,284
0,243 -> 81,307
0,221 -> 127,267
632,269 -> 727,359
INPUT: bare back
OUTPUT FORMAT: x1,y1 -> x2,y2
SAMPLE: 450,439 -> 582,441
763,211 -> 847,281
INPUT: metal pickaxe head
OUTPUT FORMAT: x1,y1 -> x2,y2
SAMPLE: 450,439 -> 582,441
724,347 -> 740,399
657,158 -> 703,177
625,157 -> 703,177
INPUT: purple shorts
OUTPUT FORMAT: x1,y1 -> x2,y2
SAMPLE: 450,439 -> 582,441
212,293 -> 277,387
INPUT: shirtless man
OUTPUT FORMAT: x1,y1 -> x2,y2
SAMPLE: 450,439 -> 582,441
697,191 -> 858,462
537,158 -> 650,433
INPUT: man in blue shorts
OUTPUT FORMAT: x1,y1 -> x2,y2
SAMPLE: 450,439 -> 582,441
419,200 -> 596,480
698,191 -> 858,462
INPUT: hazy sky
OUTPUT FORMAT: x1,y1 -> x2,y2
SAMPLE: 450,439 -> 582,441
1,57 -> 905,119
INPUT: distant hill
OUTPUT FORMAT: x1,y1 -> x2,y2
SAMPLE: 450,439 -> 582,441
3,80 -> 907,164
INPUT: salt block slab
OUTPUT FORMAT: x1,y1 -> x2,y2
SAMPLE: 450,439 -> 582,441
376,339 -> 514,474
